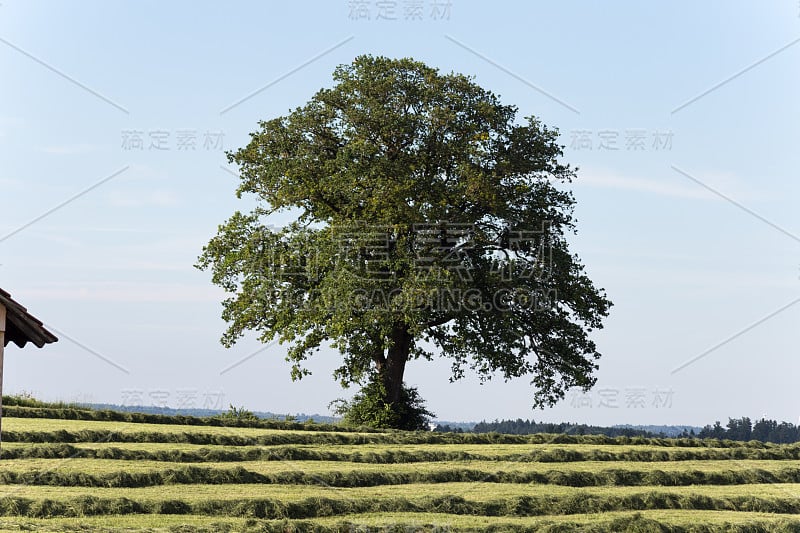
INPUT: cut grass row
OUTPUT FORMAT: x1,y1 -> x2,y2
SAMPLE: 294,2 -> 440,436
313,511 -> 800,533
1,417 -> 783,449
4,458 -> 800,488
10,457 -> 800,475
1,483 -> 800,518
3,482 -> 800,505
4,441 -> 800,464
2,511 -> 800,533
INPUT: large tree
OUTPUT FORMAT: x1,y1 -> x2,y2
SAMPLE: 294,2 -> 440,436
198,55 -> 611,427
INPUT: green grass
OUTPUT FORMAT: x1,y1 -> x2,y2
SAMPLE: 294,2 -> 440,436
8,457 -> 800,474
2,458 -> 800,489
0,511 -> 799,533
1,417 -> 377,438
4,440 -> 798,465
4,480 -> 800,501
1,410 -> 800,531
315,509 -> 800,526
3,416 -> 789,448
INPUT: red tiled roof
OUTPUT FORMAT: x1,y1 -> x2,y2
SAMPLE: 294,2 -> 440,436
0,288 -> 58,348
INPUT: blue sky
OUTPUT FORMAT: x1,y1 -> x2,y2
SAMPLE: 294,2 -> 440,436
1,1 -> 799,425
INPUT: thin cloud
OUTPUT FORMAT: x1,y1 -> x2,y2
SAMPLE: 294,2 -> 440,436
21,224 -> 177,234
576,172 -> 715,200
39,144 -> 99,155
0,177 -> 23,188
606,264 -> 800,291
575,170 -> 764,202
106,189 -> 179,207
10,260 -> 190,273
22,282 -> 223,303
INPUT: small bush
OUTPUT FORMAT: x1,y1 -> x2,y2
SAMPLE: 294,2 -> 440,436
215,404 -> 260,422
330,378 -> 435,431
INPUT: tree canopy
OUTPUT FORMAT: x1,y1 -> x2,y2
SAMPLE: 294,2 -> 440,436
197,55 -> 612,427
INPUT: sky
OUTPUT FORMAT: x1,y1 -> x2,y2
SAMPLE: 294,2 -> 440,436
1,1 -> 799,426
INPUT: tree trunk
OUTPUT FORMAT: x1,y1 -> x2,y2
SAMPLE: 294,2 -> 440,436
382,324 -> 412,404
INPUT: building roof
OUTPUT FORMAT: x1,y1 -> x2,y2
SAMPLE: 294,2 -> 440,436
0,289 -> 58,348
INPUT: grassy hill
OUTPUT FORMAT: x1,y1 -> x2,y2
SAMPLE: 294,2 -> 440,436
0,401 -> 799,531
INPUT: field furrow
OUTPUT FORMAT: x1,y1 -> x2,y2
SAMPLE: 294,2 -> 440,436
1,412 -> 799,530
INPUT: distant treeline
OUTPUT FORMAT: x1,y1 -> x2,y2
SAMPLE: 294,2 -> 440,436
697,417 -> 800,444
464,417 -> 800,444
470,419 -> 656,438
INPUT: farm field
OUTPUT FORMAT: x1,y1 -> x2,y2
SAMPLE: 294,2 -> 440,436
1,409 -> 800,531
